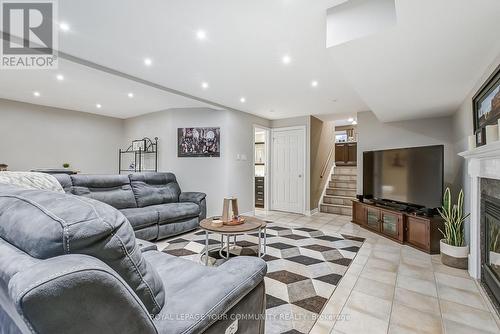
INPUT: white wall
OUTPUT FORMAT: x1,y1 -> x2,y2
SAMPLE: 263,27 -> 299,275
451,54 -> 500,244
0,99 -> 123,173
357,111 -> 456,194
123,107 -> 270,217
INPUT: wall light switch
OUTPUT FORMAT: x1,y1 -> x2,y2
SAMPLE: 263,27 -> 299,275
241,154 -> 247,161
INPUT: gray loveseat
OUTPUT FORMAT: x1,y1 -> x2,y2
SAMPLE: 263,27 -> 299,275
0,185 -> 266,334
53,172 -> 206,241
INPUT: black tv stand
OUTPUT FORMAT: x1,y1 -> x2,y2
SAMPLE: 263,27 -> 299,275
369,199 -> 421,213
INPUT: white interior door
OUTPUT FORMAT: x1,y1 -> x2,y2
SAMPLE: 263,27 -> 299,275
271,127 -> 305,214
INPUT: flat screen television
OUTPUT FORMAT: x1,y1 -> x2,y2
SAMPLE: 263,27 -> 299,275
363,145 -> 444,209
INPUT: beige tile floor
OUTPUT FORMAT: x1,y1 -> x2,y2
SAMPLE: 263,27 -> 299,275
250,210 -> 500,334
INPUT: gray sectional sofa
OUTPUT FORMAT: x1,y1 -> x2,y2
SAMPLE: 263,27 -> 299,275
0,184 -> 267,334
53,172 -> 206,241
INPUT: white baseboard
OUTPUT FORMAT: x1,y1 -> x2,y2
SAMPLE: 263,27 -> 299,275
306,208 -> 319,216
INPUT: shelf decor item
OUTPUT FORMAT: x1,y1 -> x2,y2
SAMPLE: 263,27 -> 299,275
473,64 -> 500,147
62,163 -> 70,168
438,188 -> 470,269
119,137 -> 158,174
486,124 -> 499,144
0,164 -> 7,171
221,197 -> 245,225
178,127 -> 220,157
468,135 -> 476,151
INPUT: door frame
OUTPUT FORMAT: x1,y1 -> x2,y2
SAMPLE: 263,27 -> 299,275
252,125 -> 271,211
270,125 -> 307,215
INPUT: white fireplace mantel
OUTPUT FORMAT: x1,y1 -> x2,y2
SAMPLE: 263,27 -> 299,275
459,140 -> 500,279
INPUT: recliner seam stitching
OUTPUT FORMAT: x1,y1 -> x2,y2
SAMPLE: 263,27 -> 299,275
0,194 -> 71,253
71,196 -> 163,312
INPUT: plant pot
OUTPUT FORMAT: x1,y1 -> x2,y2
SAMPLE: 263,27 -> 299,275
440,239 -> 469,269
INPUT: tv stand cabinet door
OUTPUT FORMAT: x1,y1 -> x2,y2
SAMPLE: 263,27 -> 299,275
365,207 -> 381,232
380,211 -> 403,242
352,201 -> 366,226
406,216 -> 430,252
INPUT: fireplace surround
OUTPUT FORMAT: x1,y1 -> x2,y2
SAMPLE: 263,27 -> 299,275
460,141 -> 500,307
481,180 -> 500,307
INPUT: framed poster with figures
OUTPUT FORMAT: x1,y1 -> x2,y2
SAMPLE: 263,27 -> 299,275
177,127 -> 220,157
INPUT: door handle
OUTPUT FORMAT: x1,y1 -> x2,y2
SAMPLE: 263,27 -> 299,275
298,174 -> 302,178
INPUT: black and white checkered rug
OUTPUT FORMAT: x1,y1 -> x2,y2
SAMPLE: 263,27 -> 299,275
162,222 -> 364,334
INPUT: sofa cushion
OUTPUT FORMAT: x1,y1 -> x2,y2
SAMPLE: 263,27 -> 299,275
71,175 -> 137,209
120,207 -> 158,230
129,173 -> 181,208
0,185 -> 165,315
51,173 -> 73,193
151,202 -> 200,224
143,251 -> 267,334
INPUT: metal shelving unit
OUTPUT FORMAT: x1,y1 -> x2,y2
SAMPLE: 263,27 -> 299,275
119,137 -> 158,174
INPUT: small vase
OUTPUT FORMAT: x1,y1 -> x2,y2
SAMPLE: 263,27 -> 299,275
440,239 -> 469,269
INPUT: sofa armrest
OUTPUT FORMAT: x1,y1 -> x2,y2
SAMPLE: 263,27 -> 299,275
136,239 -> 158,253
179,192 -> 207,220
179,192 -> 206,205
9,255 -> 157,334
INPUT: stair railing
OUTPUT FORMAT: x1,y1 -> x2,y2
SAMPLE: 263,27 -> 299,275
320,142 -> 335,179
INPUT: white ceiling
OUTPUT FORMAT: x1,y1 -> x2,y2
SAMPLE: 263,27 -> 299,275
0,0 -> 499,122
329,0 -> 500,122
0,58 -> 212,118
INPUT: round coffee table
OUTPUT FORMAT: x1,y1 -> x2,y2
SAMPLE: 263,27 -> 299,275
199,216 -> 267,265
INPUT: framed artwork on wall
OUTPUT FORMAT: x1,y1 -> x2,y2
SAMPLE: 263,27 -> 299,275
473,64 -> 500,146
177,127 -> 220,157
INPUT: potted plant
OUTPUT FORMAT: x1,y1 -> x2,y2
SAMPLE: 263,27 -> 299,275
62,163 -> 70,169
439,188 -> 470,269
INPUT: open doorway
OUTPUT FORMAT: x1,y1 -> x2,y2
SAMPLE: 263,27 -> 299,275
254,126 -> 270,211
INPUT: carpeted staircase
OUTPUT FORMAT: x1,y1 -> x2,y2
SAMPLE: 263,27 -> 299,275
320,166 -> 357,216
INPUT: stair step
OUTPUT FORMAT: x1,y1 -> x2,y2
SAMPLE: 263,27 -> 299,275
326,188 -> 356,197
320,203 -> 352,216
331,174 -> 357,182
329,180 -> 356,190
334,166 -> 357,176
323,195 -> 355,206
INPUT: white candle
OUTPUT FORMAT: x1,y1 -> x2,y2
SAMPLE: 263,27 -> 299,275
468,135 -> 476,151
486,124 -> 499,144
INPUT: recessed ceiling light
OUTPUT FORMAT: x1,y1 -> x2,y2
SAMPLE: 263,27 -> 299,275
348,117 -> 354,122
352,120 -> 358,125
128,92 -> 134,98
96,103 -> 102,109
311,80 -> 318,87
33,91 -> 40,97
240,97 -> 246,103
196,30 -> 207,40
201,82 -> 209,89
59,22 -> 70,32
144,58 -> 152,66
282,55 -> 291,65
56,74 -> 64,81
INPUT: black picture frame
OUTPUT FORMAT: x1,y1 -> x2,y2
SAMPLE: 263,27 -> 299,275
177,127 -> 220,157
473,64 -> 500,146
132,139 -> 146,152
